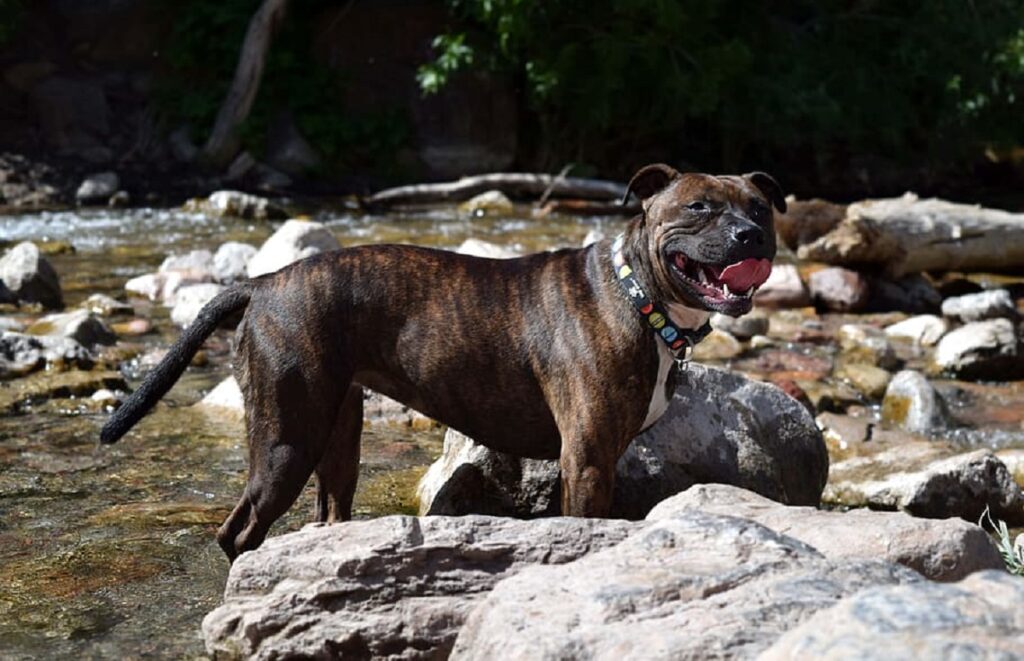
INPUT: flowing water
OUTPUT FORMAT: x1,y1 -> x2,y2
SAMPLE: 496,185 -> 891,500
0,204 -> 619,659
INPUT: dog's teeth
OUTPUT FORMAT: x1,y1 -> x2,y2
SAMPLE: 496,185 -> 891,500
739,286 -> 753,297
723,283 -> 732,297
698,269 -> 710,285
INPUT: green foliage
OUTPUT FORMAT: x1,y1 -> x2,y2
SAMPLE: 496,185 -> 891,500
981,508 -> 1024,576
422,0 -> 1024,182
156,0 -> 410,176
0,0 -> 25,47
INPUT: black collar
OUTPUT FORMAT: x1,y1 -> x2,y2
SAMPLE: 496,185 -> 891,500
611,234 -> 712,360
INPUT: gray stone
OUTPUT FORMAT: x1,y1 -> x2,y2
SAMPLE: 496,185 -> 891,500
941,288 -> 1017,322
459,190 -> 514,215
451,512 -> 917,660
882,370 -> 949,433
170,283 -> 225,327
185,190 -> 286,221
825,447 -> 1024,525
762,571 -> 1024,660
194,377 -> 244,420
455,238 -> 519,259
753,263 -> 810,308
837,323 -> 900,370
26,309 -> 116,349
202,515 -> 639,660
808,266 -> 870,312
212,242 -> 257,284
710,310 -> 769,340
689,328 -> 743,361
159,249 -> 214,277
885,314 -> 949,346
80,293 -> 133,317
418,363 -> 828,520
834,362 -> 892,399
0,242 -> 63,309
0,332 -> 92,378
647,484 -> 1004,582
932,318 -> 1024,380
75,171 -> 119,204
247,220 -> 340,278
363,390 -> 437,428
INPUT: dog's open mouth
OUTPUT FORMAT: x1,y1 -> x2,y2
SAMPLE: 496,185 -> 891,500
669,252 -> 772,311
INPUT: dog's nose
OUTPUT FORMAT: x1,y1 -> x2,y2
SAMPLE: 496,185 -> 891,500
734,224 -> 765,246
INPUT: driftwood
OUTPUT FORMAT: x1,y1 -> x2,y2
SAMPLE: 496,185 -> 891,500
201,0 -> 290,168
798,193 -> 1024,276
366,173 -> 628,207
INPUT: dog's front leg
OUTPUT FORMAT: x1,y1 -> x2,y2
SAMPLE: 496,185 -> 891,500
558,426 -> 620,517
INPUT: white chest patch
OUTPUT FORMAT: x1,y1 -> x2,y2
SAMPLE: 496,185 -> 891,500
641,340 -> 675,431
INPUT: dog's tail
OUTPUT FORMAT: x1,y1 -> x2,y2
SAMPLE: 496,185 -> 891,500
100,282 -> 253,445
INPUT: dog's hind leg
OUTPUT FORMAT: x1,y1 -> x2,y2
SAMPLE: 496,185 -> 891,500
217,362 -> 352,561
314,384 -> 363,523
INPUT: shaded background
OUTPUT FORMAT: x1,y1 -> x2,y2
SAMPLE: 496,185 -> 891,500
1,0 -> 1023,202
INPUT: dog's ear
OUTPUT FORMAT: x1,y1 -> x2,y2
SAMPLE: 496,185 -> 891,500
745,171 -> 787,213
622,163 -> 680,204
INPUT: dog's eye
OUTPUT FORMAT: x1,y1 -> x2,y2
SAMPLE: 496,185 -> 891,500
750,204 -> 768,221
687,201 -> 708,212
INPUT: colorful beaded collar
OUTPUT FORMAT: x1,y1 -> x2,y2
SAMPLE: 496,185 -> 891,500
611,233 -> 712,359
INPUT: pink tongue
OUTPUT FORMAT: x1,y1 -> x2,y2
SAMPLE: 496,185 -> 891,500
718,259 -> 772,292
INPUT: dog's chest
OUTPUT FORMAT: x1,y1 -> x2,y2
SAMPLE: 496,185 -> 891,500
640,341 -> 676,431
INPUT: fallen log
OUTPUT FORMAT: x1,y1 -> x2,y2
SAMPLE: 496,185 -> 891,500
797,193 -> 1024,277
366,173 -> 628,207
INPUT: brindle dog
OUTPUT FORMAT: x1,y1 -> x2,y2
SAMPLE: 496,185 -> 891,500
101,164 -> 783,561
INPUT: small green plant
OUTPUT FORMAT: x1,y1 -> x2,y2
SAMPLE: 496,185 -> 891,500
981,507 -> 1024,576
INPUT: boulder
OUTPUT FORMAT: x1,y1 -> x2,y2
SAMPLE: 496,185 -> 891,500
212,242 -> 257,284
451,512 -> 917,660
418,363 -> 829,519
170,284 -> 226,327
881,370 -> 949,433
247,220 -> 340,278
808,266 -> 869,312
25,309 -> 116,349
185,190 -> 286,221
762,571 -> 1024,660
0,242 -> 63,309
932,318 -> 1024,380
75,171 -> 119,205
753,263 -> 810,308
825,447 -> 1024,525
885,314 -> 949,346
647,484 -> 1003,582
202,515 -> 639,660
941,288 -> 1017,322
455,238 -> 519,259
710,311 -> 769,340
0,332 -> 92,378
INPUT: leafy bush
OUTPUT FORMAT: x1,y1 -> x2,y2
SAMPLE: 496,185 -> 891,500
421,0 -> 1024,188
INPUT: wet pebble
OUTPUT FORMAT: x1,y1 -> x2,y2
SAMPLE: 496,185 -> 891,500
941,288 -> 1017,322
808,267 -> 869,312
711,311 -> 768,340
27,309 -> 116,349
691,329 -> 743,361
834,362 -> 891,400
753,264 -> 810,308
837,323 -> 900,370
932,318 -> 1024,380
881,370 -> 948,433
884,314 -> 948,346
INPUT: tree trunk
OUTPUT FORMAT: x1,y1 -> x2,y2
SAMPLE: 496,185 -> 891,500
201,0 -> 290,169
366,173 -> 628,208
797,193 -> 1024,276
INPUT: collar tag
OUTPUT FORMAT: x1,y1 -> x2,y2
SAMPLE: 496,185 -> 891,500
611,234 -> 712,359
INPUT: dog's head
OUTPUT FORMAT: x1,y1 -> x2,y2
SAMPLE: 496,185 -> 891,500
623,164 -> 783,317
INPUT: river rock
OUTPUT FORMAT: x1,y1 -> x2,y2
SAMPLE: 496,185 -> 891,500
26,309 -> 116,349
170,284 -> 225,327
159,249 -> 215,278
451,512 -> 917,660
0,369 -> 126,413
0,242 -> 63,309
808,266 -> 869,312
212,242 -> 258,283
825,447 -> 1024,525
460,190 -> 514,215
710,310 -> 769,340
753,263 -> 810,308
762,571 -> 1024,660
75,171 -> 119,205
648,484 -> 1002,582
80,293 -> 133,317
186,190 -> 286,221
881,370 -> 949,433
418,363 -> 828,519
194,377 -> 244,419
837,323 -> 900,370
690,328 -> 743,361
0,332 -> 92,378
202,515 -> 639,660
455,238 -> 519,259
885,314 -> 949,345
834,361 -> 891,399
363,390 -> 437,428
932,318 -> 1024,380
941,288 -> 1017,322
247,220 -> 340,278
868,273 -> 942,313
